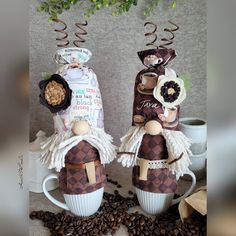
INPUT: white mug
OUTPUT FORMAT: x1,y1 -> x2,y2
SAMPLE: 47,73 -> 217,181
189,150 -> 207,180
136,171 -> 196,215
43,173 -> 104,217
29,151 -> 58,193
179,117 -> 207,154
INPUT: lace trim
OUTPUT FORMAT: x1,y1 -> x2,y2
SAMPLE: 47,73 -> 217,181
136,158 -> 169,169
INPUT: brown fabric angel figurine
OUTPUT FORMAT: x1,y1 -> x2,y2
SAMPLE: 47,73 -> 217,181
118,21 -> 196,215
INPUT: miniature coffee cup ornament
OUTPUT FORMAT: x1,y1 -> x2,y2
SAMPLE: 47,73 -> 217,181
39,20 -> 116,217
143,55 -> 163,67
137,72 -> 158,95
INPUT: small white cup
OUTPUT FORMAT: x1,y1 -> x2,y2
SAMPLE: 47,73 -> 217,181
136,171 -> 196,215
43,173 -> 104,217
179,117 -> 207,154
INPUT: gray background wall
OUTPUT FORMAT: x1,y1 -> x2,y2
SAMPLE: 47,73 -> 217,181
30,0 -> 206,144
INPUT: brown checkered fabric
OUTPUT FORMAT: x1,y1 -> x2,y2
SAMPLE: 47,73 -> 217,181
132,134 -> 178,193
59,164 -> 106,194
132,167 -> 177,193
59,141 -> 106,195
65,140 -> 99,164
138,134 -> 168,160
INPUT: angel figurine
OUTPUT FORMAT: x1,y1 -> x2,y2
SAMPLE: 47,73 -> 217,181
39,20 -> 116,217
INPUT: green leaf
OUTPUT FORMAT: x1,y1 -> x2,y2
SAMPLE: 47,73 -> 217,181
38,0 -> 178,20
42,72 -> 51,80
180,74 -> 191,91
37,5 -> 44,12
172,0 -> 177,9
57,8 -> 63,14
96,3 -> 102,9
72,0 -> 79,4
48,17 -> 54,22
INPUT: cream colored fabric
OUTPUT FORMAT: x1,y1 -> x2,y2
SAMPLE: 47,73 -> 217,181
139,158 -> 149,180
118,126 -> 146,167
40,127 -> 117,172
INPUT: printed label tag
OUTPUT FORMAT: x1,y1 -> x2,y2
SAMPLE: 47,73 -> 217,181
54,47 -> 92,65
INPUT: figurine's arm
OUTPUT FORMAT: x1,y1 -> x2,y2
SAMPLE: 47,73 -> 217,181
85,161 -> 96,184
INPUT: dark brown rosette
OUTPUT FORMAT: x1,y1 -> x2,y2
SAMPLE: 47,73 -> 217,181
39,74 -> 72,113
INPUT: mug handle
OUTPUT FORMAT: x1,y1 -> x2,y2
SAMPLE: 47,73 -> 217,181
42,173 -> 69,210
172,171 -> 196,205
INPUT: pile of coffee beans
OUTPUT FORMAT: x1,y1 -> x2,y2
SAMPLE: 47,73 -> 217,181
177,212 -> 206,236
30,180 -> 206,235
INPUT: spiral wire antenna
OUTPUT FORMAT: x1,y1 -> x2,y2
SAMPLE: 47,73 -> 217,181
144,22 -> 158,48
53,19 -> 70,48
159,21 -> 179,49
73,21 -> 88,48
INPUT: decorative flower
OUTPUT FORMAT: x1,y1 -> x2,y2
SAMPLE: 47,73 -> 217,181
39,74 -> 72,113
153,74 -> 186,108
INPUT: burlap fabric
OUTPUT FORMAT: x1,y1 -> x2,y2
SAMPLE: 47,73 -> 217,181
59,140 -> 106,194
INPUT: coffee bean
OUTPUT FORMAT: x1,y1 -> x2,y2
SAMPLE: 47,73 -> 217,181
30,187 -> 206,236
130,215 -> 136,221
65,227 -> 74,235
140,218 -> 145,226
128,190 -> 134,195
114,190 -> 119,195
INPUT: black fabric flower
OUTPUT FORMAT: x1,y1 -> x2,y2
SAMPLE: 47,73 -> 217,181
153,74 -> 186,109
39,74 -> 72,113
